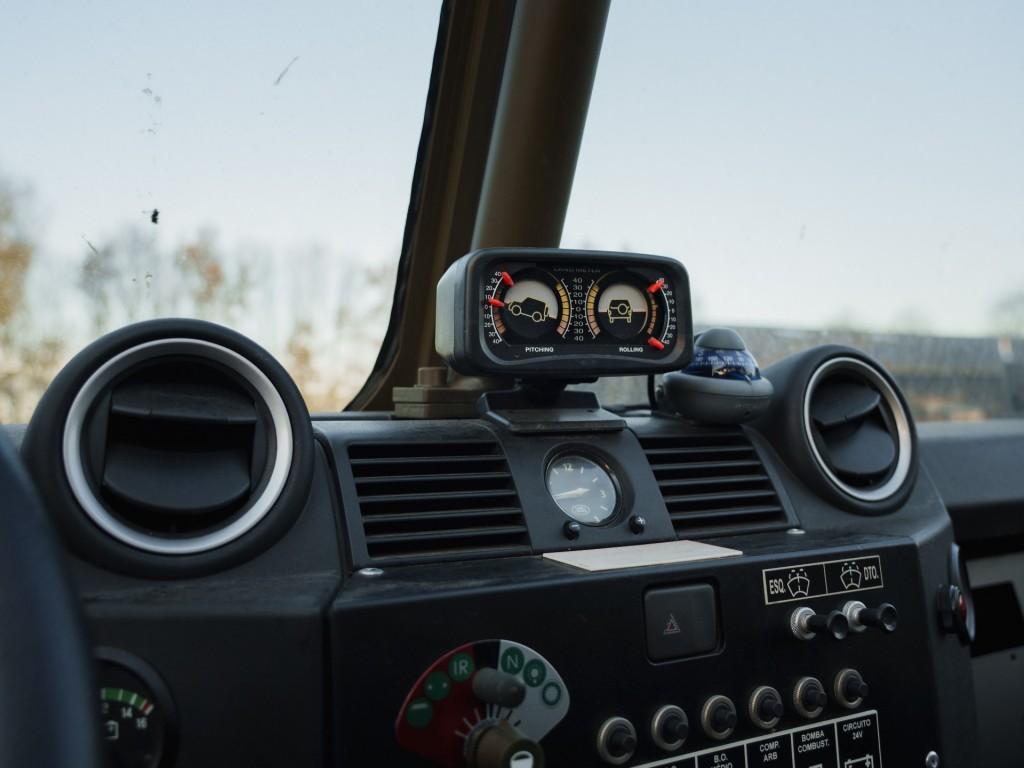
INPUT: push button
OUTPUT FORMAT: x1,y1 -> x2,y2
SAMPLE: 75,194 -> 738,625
644,584 -> 718,661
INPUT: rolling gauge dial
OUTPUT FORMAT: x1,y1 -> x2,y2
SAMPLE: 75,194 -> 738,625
396,639 -> 569,768
586,270 -> 672,350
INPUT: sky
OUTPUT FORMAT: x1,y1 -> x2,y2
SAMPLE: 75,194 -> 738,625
564,0 -> 1024,335
1,0 -> 1022,355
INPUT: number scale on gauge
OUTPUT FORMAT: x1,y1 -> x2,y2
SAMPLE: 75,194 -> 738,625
485,268 -> 571,344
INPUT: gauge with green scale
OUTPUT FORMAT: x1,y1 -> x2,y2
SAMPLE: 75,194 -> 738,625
95,648 -> 177,768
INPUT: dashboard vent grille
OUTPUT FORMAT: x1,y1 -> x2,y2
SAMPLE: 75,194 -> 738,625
640,431 -> 788,536
804,356 -> 913,503
348,440 -> 530,564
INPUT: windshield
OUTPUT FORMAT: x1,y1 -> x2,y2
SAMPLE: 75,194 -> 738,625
565,1 -> 1024,421
0,1 -> 441,422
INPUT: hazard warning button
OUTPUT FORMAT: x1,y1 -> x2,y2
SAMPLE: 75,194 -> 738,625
644,583 -> 719,661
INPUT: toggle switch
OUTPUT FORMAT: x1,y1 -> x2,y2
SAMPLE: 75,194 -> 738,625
843,600 -> 898,633
701,695 -> 737,740
791,606 -> 849,640
834,668 -> 869,709
596,717 -> 637,766
793,676 -> 828,719
749,685 -> 785,729
650,705 -> 688,751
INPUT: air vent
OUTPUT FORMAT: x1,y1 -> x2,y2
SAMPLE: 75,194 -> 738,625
348,440 -> 530,564
63,338 -> 294,555
804,356 -> 913,503
639,431 -> 788,537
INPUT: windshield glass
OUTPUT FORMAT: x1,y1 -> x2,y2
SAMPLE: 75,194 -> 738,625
565,1 -> 1024,421
0,0 -> 441,421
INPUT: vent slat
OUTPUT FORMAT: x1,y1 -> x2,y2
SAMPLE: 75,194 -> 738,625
355,471 -> 512,487
655,473 -> 770,489
669,505 -> 785,522
356,488 -> 517,505
640,432 -> 787,538
662,489 -> 779,506
349,454 -> 503,466
361,508 -> 523,525
348,439 -> 528,564
365,525 -> 528,545
369,544 -> 533,563
643,445 -> 753,458
650,459 -> 762,473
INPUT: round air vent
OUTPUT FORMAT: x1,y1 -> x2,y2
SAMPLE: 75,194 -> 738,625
753,345 -> 917,514
803,357 -> 913,503
22,319 -> 314,576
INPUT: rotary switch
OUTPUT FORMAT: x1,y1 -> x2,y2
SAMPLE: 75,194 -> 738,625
466,721 -> 544,768
396,640 -> 569,768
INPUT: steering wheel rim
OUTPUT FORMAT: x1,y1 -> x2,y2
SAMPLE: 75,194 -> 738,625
0,432 -> 101,768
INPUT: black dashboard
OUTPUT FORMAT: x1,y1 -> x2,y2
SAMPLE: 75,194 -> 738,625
5,250 -> 1022,768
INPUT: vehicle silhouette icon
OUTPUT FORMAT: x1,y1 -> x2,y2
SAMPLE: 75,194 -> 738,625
507,297 -> 550,323
606,299 -> 633,324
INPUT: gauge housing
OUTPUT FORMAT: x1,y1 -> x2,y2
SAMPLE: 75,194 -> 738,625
436,248 -> 693,377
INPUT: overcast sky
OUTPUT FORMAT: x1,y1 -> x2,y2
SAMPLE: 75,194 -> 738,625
2,0 -> 1022,343
565,1 -> 1024,335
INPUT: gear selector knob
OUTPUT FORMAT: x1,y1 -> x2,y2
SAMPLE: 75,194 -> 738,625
472,668 -> 526,708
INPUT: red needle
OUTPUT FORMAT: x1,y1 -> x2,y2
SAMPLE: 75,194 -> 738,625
647,278 -> 665,293
647,337 -> 666,350
500,271 -> 514,286
487,298 -> 505,308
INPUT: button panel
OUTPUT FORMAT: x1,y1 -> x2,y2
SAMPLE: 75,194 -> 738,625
630,710 -> 882,768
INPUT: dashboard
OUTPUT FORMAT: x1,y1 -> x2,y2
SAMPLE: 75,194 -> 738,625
6,248 -> 1020,768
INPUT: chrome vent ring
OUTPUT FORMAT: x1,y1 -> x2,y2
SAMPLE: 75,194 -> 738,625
62,338 -> 294,555
802,356 -> 913,503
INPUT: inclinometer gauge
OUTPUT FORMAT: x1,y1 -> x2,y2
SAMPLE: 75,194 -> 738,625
436,249 -> 692,377
486,267 -> 571,343
586,271 -> 671,348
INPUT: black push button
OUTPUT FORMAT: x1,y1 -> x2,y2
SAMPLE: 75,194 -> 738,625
644,584 -> 718,661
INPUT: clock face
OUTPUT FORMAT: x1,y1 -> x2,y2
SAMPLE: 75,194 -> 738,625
545,454 -> 618,526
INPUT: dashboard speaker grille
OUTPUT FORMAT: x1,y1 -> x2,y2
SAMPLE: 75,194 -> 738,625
639,430 -> 788,537
348,440 -> 530,564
